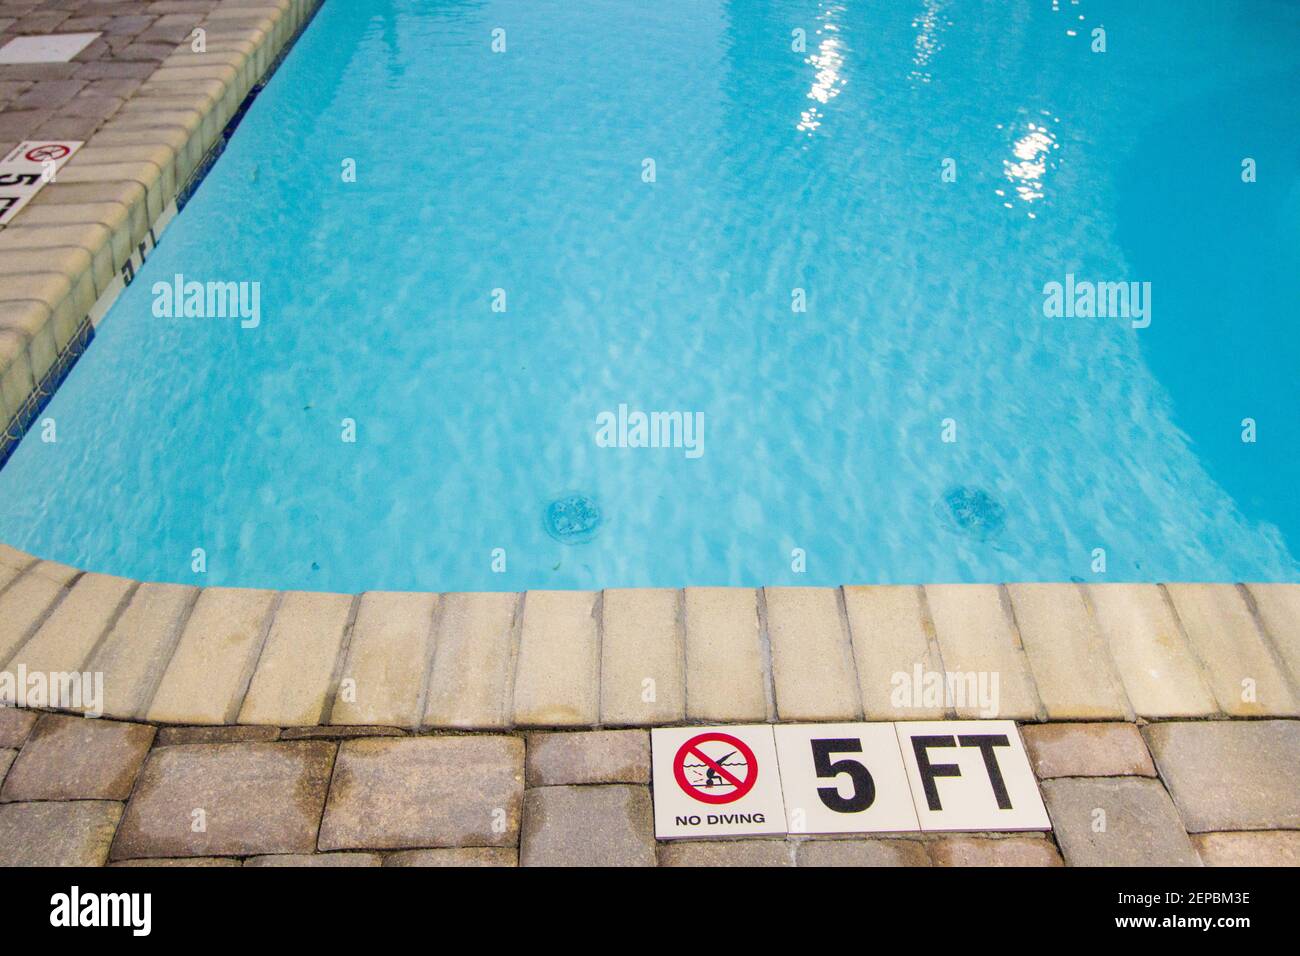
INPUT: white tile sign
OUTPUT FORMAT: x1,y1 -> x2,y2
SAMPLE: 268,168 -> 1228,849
0,33 -> 101,65
773,723 -> 920,834
895,720 -> 1050,832
650,725 -> 787,839
652,721 -> 1049,839
0,141 -> 83,225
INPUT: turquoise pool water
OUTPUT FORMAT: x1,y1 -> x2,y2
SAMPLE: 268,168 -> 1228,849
2,0 -> 1297,591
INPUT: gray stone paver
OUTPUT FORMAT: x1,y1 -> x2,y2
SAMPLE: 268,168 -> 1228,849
154,725 -> 279,746
0,707 -> 37,748
927,835 -> 1064,867
525,730 -> 649,786
384,848 -> 518,867
111,856 -> 242,867
1192,831 -> 1300,867
0,707 -> 1293,865
1021,722 -> 1156,779
318,736 -> 523,851
798,838 -> 930,867
1142,720 -> 1300,831
660,840 -> 795,867
1042,777 -> 1201,866
245,852 -> 381,867
521,785 -> 656,867
0,713 -> 154,801
111,741 -> 335,859
278,725 -> 403,740
0,800 -> 122,866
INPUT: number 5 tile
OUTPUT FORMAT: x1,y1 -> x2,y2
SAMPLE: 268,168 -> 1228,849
773,723 -> 920,834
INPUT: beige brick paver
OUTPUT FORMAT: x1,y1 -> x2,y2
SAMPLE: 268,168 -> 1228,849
1243,583 -> 1300,689
765,587 -> 860,721
600,588 -> 684,725
1086,584 -> 1217,718
0,544 -> 32,574
844,585 -> 946,720
329,591 -> 437,728
0,561 -> 79,667
1164,584 -> 1298,716
924,585 -> 1041,719
146,587 -> 277,724
422,591 -> 516,729
511,590 -> 599,727
2,572 -> 134,684
83,582 -> 196,719
1006,583 -> 1130,719
684,587 -> 767,722
239,590 -> 352,726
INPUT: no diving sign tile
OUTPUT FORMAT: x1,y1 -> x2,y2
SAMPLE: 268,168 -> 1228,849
652,721 -> 1049,839
651,726 -> 786,839
0,141 -> 83,225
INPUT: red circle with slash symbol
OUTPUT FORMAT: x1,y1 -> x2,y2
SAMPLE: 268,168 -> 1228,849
673,732 -> 758,805
26,144 -> 70,163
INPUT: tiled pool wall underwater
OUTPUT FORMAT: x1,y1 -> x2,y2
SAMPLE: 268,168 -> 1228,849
0,0 -> 324,469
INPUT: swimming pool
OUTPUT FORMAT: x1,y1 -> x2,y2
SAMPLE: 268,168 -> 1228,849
1,0 -> 1297,592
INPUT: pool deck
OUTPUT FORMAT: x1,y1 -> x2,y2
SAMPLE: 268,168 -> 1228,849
2,539 -> 1299,866
1,0 -> 1298,867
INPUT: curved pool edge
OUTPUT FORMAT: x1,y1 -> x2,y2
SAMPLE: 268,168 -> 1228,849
0,0 -> 322,466
1,540 -> 1298,729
